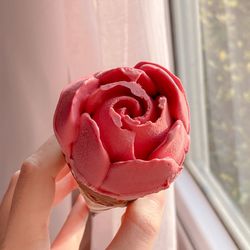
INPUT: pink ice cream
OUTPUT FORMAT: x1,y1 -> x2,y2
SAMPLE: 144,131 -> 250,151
54,62 -> 190,200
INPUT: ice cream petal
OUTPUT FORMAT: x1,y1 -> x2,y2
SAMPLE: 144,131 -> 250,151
71,113 -> 110,188
86,81 -> 158,162
96,67 -> 157,95
93,97 -> 136,162
100,158 -> 181,200
86,81 -> 150,115
135,61 -> 185,94
54,79 -> 83,155
135,63 -> 190,132
149,120 -> 190,165
122,96 -> 172,159
54,77 -> 99,155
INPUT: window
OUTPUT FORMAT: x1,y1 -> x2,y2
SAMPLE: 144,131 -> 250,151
200,0 -> 250,225
171,0 -> 250,248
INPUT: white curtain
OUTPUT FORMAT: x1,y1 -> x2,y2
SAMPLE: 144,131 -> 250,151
0,0 -> 176,249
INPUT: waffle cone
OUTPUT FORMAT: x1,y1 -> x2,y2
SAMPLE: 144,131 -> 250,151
78,182 -> 131,213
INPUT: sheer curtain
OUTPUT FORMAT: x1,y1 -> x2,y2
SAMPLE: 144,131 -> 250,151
0,0 -> 176,249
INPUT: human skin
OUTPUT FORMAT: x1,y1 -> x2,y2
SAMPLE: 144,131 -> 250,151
0,136 -> 166,250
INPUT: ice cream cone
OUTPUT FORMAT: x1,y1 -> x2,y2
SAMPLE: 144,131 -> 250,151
78,181 -> 131,213
54,62 -> 190,213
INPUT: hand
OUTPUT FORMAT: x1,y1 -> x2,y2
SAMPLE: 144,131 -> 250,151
0,137 -> 166,250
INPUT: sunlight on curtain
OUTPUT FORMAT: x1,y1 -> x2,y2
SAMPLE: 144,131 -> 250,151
0,0 -> 176,249
0,0 -> 70,241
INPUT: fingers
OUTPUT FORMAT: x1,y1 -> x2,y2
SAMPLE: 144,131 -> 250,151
0,166 -> 76,241
0,171 -> 20,242
52,195 -> 89,250
53,172 -> 78,206
107,191 -> 166,250
3,136 -> 66,249
56,165 -> 70,181
25,135 -> 67,178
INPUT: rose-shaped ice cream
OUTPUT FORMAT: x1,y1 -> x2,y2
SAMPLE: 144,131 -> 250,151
54,61 -> 190,202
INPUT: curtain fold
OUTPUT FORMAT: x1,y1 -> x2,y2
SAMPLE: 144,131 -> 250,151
0,0 -> 176,248
0,0 -> 70,241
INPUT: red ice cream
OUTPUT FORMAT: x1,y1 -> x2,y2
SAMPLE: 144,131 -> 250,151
54,62 -> 190,200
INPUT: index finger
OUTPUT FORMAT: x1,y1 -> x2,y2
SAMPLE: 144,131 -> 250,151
26,135 -> 66,178
3,136 -> 67,248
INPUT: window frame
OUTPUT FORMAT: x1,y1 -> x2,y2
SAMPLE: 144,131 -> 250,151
170,0 -> 250,249
175,169 -> 237,250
